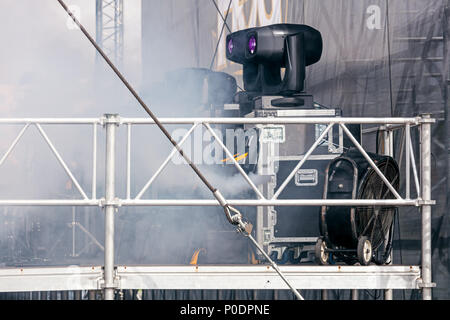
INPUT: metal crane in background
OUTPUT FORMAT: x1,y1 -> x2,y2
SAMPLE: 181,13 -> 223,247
96,0 -> 124,66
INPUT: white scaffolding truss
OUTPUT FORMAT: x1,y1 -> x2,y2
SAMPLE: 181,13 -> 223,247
0,114 -> 435,299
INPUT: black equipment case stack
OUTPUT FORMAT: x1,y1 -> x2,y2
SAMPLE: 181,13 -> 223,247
241,95 -> 361,263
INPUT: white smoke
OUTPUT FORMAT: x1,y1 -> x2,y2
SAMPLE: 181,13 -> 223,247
0,0 -> 258,267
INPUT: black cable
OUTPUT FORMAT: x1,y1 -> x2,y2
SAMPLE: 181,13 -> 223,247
210,0 -> 245,92
210,0 -> 232,33
209,0 -> 232,70
209,1 -> 245,92
57,0 -> 217,194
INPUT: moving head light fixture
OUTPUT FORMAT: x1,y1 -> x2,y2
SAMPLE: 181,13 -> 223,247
226,24 -> 323,103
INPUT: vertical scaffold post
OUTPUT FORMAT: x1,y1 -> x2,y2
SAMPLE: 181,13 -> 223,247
104,114 -> 118,300
384,127 -> 393,300
420,113 -> 433,300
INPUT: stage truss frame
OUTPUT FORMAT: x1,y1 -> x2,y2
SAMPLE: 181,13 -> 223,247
0,114 -> 435,300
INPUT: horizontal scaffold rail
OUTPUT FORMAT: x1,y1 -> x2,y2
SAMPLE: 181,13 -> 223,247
0,199 -> 432,206
119,117 -> 429,125
0,116 -> 433,125
0,265 -> 421,292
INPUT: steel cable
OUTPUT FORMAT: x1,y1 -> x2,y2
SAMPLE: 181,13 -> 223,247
57,0 -> 304,300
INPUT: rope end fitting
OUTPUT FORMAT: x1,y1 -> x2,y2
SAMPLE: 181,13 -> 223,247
213,190 -> 244,226
213,190 -> 253,233
214,189 -> 237,224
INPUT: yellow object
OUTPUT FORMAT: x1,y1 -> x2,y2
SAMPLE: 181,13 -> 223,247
221,153 -> 239,163
221,153 -> 248,163
248,251 -> 260,264
234,153 -> 248,162
189,248 -> 206,265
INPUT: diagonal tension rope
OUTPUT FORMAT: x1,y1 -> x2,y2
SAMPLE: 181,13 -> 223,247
56,0 -> 304,300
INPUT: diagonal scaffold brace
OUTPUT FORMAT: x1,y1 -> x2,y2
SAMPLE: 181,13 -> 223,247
56,0 -> 304,301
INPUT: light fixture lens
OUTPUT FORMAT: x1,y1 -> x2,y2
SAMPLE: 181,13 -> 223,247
248,36 -> 256,54
227,38 -> 234,54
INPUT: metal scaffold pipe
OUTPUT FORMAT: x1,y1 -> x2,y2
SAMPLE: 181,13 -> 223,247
104,114 -> 117,300
420,114 -> 434,300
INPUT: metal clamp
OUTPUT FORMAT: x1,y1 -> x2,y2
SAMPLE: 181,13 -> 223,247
416,279 -> 436,288
97,266 -> 121,290
99,197 -> 122,208
101,114 -> 121,127
418,114 -> 436,124
97,277 -> 121,290
416,199 -> 436,206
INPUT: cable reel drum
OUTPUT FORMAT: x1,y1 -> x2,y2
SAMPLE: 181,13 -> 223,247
316,148 -> 400,266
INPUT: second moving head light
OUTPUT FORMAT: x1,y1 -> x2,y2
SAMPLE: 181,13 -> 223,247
226,24 -> 322,97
